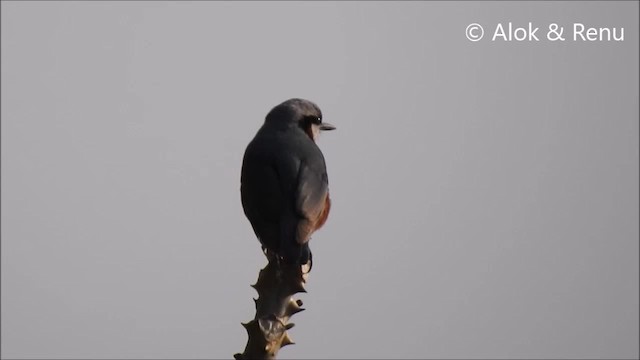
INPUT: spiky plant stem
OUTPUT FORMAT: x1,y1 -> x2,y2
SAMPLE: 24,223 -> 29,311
234,253 -> 310,359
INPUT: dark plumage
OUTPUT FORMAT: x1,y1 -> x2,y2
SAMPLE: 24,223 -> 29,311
240,99 -> 335,266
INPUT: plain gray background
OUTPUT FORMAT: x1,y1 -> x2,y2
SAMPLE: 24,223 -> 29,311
1,1 -> 638,359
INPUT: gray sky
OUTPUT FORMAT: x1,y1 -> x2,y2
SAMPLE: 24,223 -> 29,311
1,1 -> 638,359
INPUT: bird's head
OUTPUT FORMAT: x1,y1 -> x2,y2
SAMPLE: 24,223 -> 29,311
265,98 -> 336,141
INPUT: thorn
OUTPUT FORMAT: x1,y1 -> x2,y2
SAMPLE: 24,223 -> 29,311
281,333 -> 295,347
291,281 -> 307,294
285,299 -> 305,316
285,322 -> 295,330
287,307 -> 305,316
241,322 -> 250,329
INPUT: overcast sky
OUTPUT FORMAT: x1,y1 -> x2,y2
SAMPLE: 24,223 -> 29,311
1,1 -> 638,359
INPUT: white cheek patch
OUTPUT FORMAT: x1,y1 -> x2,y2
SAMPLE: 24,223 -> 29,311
312,126 -> 321,141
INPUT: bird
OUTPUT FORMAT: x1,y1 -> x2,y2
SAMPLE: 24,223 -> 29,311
240,98 -> 335,268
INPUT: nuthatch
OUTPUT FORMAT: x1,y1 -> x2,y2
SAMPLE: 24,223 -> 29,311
241,99 -> 335,267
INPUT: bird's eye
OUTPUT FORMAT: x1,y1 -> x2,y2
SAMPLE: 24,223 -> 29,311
305,115 -> 322,125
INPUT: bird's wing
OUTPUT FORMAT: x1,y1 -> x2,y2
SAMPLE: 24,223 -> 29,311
241,146 -> 280,248
294,159 -> 330,244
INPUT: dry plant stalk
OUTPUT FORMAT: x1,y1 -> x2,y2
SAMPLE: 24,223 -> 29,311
234,253 -> 310,360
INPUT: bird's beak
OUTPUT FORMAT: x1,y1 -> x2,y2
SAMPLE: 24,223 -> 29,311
320,123 -> 336,131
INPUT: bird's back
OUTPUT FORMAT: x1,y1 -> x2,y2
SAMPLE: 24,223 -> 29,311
240,123 -> 329,263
